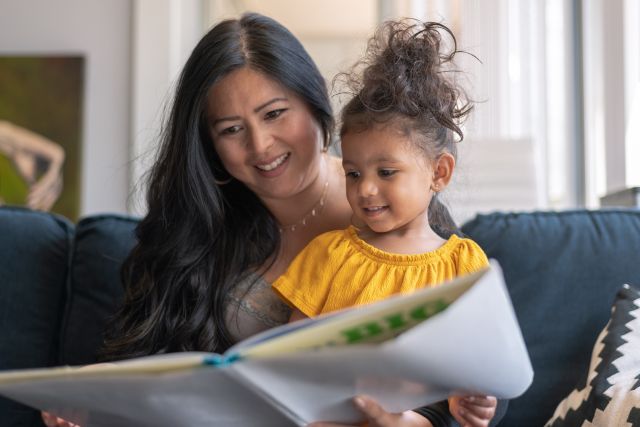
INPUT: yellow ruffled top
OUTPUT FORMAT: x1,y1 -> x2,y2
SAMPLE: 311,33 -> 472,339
272,226 -> 489,317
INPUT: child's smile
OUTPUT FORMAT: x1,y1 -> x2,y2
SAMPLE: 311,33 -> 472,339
362,205 -> 388,216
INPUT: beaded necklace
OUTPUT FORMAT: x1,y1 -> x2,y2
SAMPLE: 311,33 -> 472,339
278,180 -> 329,233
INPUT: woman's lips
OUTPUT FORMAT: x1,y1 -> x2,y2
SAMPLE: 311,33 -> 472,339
254,152 -> 290,177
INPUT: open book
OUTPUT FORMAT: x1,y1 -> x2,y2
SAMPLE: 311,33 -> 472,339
0,261 -> 532,427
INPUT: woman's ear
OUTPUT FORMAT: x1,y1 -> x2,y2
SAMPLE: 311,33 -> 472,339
431,153 -> 455,192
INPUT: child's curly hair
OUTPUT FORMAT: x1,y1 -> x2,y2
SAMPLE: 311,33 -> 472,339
338,19 -> 474,237
339,19 -> 472,160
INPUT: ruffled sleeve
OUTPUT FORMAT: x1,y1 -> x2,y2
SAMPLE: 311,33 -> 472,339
454,237 -> 490,276
271,229 -> 347,317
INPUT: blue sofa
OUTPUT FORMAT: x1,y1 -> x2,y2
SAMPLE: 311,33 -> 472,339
1,206 -> 639,426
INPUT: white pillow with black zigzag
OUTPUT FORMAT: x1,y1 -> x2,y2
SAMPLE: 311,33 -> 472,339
546,283 -> 640,427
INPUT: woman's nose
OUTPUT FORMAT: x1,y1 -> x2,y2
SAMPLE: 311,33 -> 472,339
247,126 -> 274,154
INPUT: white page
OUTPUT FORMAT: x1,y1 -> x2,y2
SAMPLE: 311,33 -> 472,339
0,367 -> 295,426
232,262 -> 533,424
0,262 -> 531,425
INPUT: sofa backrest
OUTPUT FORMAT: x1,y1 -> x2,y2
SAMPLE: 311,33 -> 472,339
0,207 -> 137,426
462,209 -> 640,427
2,207 -> 640,427
0,207 -> 73,426
59,214 -> 138,366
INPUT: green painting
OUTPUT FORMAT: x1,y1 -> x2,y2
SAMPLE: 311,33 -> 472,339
0,56 -> 84,221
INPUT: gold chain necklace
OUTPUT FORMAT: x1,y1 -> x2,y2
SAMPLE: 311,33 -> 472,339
278,180 -> 329,233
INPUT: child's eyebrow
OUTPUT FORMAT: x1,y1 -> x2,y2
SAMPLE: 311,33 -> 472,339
342,156 -> 402,167
373,156 -> 402,163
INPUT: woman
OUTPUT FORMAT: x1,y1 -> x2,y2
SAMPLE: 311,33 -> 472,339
43,12 -> 499,427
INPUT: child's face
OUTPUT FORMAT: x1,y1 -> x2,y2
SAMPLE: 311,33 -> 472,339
341,125 -> 436,234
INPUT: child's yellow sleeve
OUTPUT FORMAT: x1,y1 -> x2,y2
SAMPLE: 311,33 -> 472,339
457,238 -> 490,276
272,231 -> 341,317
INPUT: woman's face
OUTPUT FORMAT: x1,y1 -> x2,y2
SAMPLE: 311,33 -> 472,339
206,67 -> 325,201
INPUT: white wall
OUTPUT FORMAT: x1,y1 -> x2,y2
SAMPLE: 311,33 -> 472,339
130,0 -> 205,215
0,0 -> 133,216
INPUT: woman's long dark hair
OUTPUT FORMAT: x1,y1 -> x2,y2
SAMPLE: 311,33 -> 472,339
101,13 -> 333,360
339,20 -> 473,238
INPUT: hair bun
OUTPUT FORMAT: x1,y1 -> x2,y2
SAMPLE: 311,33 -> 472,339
338,19 -> 473,142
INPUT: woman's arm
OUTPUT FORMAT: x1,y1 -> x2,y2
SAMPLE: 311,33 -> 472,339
41,412 -> 80,427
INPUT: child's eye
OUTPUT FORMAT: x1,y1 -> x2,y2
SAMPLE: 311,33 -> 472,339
378,169 -> 397,178
265,109 -> 286,120
345,171 -> 360,179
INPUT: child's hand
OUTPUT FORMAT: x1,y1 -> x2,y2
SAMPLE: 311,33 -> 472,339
448,395 -> 497,427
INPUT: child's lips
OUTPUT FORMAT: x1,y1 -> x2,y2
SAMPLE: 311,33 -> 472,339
361,206 -> 388,217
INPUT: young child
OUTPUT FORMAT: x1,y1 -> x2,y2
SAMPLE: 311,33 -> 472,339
272,20 -> 497,427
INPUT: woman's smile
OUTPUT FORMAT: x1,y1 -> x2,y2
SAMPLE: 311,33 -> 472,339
254,152 -> 291,177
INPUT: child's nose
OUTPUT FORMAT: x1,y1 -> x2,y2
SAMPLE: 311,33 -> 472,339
358,178 -> 378,197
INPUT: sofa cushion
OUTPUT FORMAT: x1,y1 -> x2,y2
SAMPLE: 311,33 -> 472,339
59,214 -> 138,366
545,283 -> 640,426
461,209 -> 640,427
0,206 -> 73,426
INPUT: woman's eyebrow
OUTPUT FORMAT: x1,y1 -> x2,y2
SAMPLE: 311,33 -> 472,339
210,97 -> 288,126
211,115 -> 241,126
254,97 -> 288,113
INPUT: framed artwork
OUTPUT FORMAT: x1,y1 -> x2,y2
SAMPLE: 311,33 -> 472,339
0,56 -> 84,221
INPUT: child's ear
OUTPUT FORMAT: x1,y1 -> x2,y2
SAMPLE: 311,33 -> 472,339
431,153 -> 455,192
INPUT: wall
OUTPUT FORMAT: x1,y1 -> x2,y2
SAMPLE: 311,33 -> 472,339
130,0 -> 205,215
0,0 -> 132,216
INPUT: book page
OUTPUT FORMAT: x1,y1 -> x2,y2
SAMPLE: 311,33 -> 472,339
0,352 -> 214,385
0,262 -> 532,426
230,267 -> 486,358
0,365 -> 297,427
232,262 -> 533,424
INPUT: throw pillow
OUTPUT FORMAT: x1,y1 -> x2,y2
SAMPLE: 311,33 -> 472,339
546,283 -> 640,426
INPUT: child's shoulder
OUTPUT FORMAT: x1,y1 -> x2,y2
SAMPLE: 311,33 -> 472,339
301,227 -> 353,254
311,227 -> 350,244
445,234 -> 489,270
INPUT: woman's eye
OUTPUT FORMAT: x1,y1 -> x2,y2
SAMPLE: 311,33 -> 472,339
265,109 -> 286,120
379,169 -> 397,177
220,125 -> 242,135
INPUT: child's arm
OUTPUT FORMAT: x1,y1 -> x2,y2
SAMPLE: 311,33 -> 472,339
448,395 -> 497,427
309,395 -> 433,427
289,308 -> 308,323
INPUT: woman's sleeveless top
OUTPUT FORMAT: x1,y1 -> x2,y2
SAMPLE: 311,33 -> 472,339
224,272 -> 292,343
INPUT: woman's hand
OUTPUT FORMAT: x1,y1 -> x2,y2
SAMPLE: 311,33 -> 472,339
448,395 -> 497,427
308,395 -> 433,427
41,412 -> 80,427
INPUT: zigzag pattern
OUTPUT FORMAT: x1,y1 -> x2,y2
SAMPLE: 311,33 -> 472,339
546,284 -> 640,427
